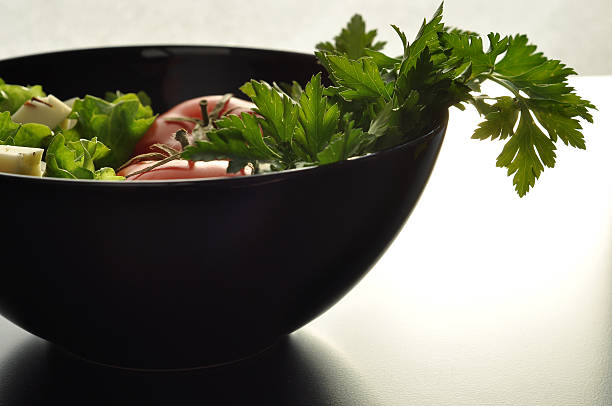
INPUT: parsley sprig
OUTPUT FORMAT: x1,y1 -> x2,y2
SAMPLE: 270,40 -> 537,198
181,2 -> 595,197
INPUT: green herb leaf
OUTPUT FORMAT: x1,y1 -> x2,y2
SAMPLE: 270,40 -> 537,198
216,113 -> 281,160
496,110 -> 556,197
239,80 -> 299,145
317,116 -> 369,164
182,112 -> 281,172
315,14 -> 385,59
403,2 -> 445,71
441,29 -> 597,195
179,7 -> 596,198
316,52 -> 392,101
364,48 -> 401,70
526,99 -> 587,148
472,96 -> 518,141
439,32 -> 509,81
294,73 -> 341,159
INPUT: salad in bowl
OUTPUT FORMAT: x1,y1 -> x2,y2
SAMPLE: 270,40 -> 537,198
0,4 -> 595,369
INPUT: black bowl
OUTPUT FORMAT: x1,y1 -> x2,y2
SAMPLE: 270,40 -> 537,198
0,46 -> 448,369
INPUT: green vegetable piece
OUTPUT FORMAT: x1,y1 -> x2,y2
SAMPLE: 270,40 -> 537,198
440,29 -> 596,195
105,90 -> 152,107
496,109 -> 556,197
472,97 -> 518,141
294,73 -> 341,159
363,48 -> 401,70
316,52 -> 392,101
182,113 -> 281,172
315,14 -> 385,59
63,94 -> 156,169
239,80 -> 299,144
527,99 -> 587,149
0,78 -> 46,114
317,118 -> 367,164
403,3 -> 444,72
44,134 -> 123,180
216,113 -> 281,160
0,111 -> 52,148
184,4 -> 596,197
0,111 -> 20,144
95,167 -> 125,180
439,32 -> 509,81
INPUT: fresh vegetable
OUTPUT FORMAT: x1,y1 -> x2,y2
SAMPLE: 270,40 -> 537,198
0,78 -> 45,114
182,4 -> 595,196
120,94 -> 257,180
0,111 -> 52,148
117,159 -> 251,180
44,134 -> 123,180
133,95 -> 256,156
62,93 -> 156,169
0,3 -> 597,196
0,86 -> 154,179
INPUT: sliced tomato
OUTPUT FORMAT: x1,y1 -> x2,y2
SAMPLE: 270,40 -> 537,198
117,159 -> 251,181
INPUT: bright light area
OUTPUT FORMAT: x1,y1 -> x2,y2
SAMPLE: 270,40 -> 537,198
311,76 -> 611,405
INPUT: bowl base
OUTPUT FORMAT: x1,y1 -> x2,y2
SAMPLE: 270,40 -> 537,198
49,336 -> 285,372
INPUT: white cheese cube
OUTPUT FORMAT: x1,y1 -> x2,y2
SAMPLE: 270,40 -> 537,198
11,94 -> 73,130
0,145 -> 44,177
59,97 -> 78,130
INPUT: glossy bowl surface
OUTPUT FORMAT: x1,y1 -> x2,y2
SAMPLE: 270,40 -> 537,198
0,46 -> 447,369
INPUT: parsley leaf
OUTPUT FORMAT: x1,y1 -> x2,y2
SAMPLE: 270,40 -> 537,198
404,3 -> 445,71
178,3 -> 595,197
471,96 -> 518,141
315,14 -> 385,59
294,73 -> 341,160
317,118 -> 368,164
182,117 -> 279,173
439,32 -> 508,82
316,52 -> 393,102
240,80 -> 299,146
496,110 -> 556,197
439,28 -> 596,196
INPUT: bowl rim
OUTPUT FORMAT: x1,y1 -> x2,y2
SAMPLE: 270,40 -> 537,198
0,44 -> 320,66
0,45 -> 449,187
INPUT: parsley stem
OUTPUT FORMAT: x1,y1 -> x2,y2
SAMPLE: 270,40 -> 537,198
200,99 -> 210,126
483,74 -> 523,101
174,129 -> 190,149
124,151 -> 183,178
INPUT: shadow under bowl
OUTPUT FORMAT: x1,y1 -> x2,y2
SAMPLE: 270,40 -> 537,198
0,46 -> 448,369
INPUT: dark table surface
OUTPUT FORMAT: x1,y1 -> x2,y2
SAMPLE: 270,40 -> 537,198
1,79 -> 610,405
0,317 -> 378,405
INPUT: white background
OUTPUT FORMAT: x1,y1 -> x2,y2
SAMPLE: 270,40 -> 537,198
1,0 -> 611,76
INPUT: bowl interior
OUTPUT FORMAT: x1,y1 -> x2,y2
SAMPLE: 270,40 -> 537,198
0,45 -> 323,113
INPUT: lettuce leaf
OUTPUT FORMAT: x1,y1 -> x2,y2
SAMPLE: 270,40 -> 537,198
105,90 -> 152,107
0,111 -> 53,148
44,133 -> 123,180
63,93 -> 156,169
0,78 -> 46,114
